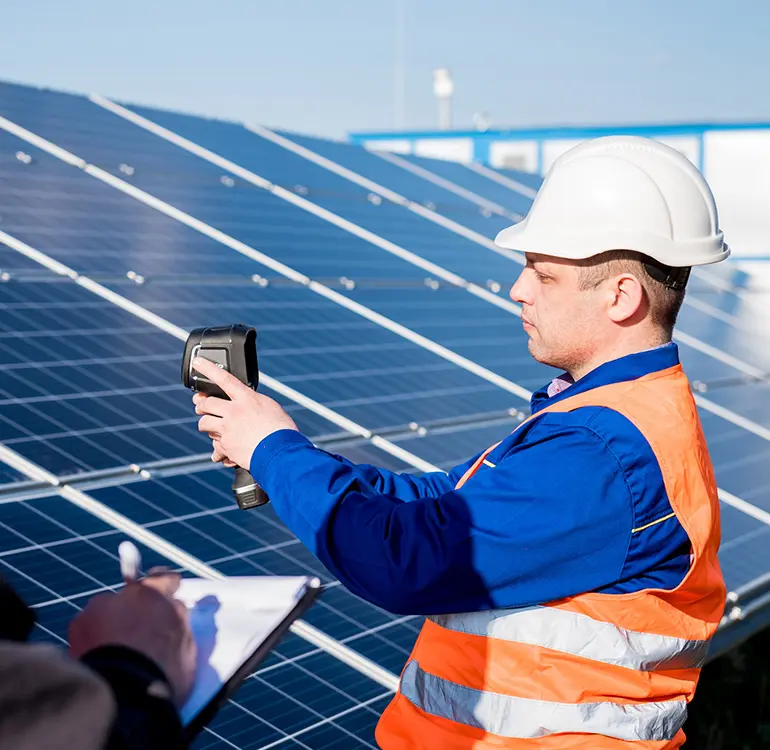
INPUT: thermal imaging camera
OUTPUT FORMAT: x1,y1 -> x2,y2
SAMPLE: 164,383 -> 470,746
182,325 -> 270,510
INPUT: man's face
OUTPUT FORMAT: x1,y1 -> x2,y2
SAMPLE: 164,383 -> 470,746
510,253 -> 606,374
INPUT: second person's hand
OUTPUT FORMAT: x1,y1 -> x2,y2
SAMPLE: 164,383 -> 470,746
68,572 -> 197,708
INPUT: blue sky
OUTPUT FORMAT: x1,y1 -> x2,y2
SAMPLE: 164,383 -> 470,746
2,0 -> 769,138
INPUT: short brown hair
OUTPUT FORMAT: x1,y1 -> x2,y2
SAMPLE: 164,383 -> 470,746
574,250 -> 687,334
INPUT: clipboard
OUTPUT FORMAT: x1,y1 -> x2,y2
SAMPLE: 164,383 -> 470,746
176,576 -> 323,739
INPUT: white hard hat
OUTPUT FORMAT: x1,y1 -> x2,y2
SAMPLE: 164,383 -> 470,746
495,136 -> 729,268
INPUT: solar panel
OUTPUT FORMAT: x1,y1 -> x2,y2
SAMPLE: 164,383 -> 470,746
128,104 -> 515,237
406,154 -> 536,202
478,163 -> 545,192
0,87 -> 521,289
0,278 -> 210,477
3,274 -> 483,480
1,79 -> 769,747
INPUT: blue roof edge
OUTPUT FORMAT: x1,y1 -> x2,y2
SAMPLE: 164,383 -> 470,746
350,121 -> 770,142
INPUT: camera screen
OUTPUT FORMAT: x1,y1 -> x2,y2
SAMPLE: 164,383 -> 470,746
191,345 -> 229,380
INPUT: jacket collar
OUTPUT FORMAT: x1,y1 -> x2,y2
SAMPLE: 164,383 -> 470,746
530,343 -> 680,415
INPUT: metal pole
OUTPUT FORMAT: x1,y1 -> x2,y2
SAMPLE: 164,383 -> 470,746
394,0 -> 406,129
439,96 -> 452,130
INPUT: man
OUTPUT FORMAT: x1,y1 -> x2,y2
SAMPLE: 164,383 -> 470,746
0,567 -> 194,749
193,136 -> 728,748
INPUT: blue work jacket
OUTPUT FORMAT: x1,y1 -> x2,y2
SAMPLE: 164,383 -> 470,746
250,344 -> 690,615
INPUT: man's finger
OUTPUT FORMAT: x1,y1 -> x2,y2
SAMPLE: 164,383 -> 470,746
173,598 -> 190,622
198,415 -> 223,434
195,395 -> 230,417
211,441 -> 229,464
192,357 -> 248,400
140,571 -> 181,598
146,566 -> 173,576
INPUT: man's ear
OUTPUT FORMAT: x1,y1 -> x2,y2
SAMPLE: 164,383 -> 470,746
607,273 -> 646,324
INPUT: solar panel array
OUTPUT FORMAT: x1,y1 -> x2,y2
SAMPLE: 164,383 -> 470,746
1,79 -> 769,747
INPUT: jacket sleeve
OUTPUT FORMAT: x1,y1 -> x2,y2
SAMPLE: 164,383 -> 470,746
254,438 -> 474,502
81,646 -> 187,750
250,427 -> 634,614
316,452 -> 456,500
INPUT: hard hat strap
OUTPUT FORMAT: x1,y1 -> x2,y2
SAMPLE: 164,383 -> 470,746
642,257 -> 691,291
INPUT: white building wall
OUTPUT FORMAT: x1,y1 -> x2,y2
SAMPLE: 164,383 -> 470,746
489,140 -> 538,172
704,130 -> 770,260
655,136 -> 700,167
363,138 -> 412,154
412,138 -> 473,162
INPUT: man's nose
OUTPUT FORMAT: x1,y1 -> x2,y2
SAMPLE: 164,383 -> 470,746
510,272 -> 530,305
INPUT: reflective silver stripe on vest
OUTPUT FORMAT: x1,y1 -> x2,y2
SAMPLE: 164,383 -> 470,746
400,660 -> 687,741
430,606 -> 709,671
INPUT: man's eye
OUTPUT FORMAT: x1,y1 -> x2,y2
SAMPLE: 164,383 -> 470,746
535,272 -> 550,282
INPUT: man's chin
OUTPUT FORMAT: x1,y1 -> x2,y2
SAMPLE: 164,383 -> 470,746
527,341 -> 559,369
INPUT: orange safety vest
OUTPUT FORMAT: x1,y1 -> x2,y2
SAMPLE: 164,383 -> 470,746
376,364 -> 726,749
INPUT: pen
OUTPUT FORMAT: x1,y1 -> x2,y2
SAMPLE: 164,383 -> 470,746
118,540 -> 142,583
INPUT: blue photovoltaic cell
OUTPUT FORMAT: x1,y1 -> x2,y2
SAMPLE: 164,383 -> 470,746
399,152 -> 536,217
686,267 -> 770,326
0,243 -> 53,272
718,503 -> 770,592
0,278 -> 213,479
392,419 -> 521,472
696,410 -> 770,510
488,164 -> 544,192
697,381 -> 770,431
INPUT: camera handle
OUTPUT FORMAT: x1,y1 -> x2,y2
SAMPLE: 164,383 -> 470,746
232,466 -> 271,510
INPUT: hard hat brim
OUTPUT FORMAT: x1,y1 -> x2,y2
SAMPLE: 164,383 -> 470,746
494,220 -> 730,268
